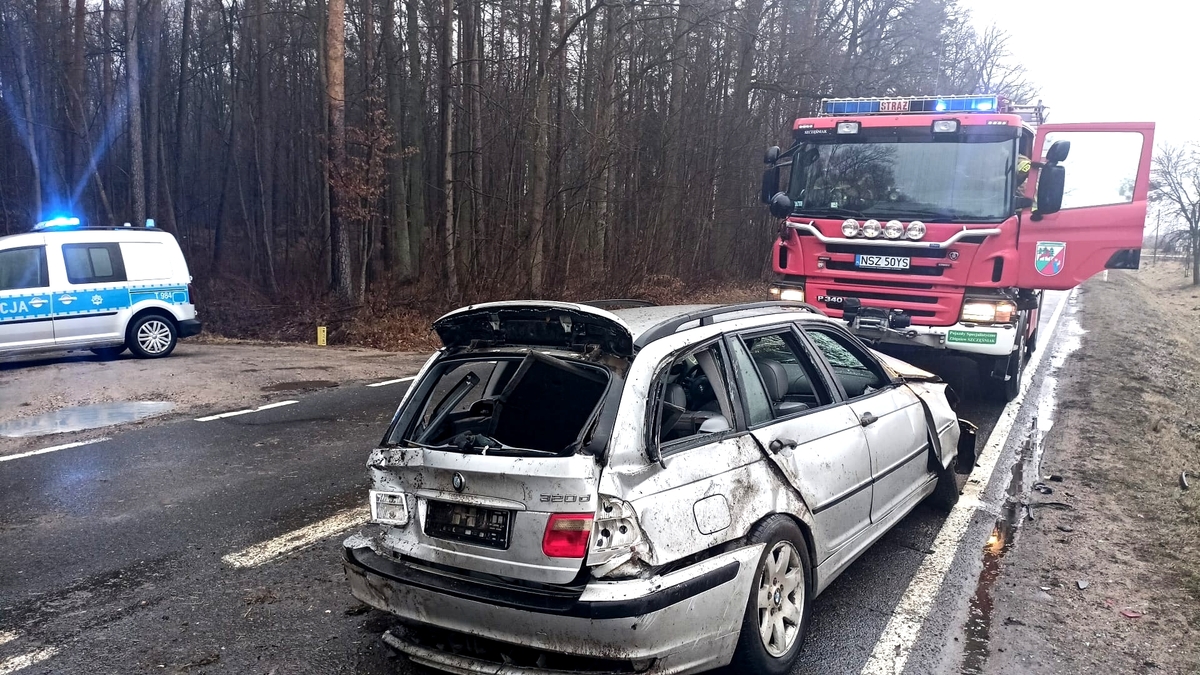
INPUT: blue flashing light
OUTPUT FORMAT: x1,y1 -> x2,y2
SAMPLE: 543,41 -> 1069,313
34,216 -> 81,230
818,94 -> 1001,117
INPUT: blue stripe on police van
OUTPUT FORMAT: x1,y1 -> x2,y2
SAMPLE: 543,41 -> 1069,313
0,292 -> 54,322
0,284 -> 189,323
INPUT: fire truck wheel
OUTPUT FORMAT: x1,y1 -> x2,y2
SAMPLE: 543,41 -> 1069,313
993,328 -> 1026,403
1026,298 -> 1043,356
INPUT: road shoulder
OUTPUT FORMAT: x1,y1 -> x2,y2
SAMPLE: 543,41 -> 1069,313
981,267 -> 1200,674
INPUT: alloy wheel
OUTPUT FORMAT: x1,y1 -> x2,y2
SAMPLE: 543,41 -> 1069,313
137,319 -> 173,355
756,541 -> 805,657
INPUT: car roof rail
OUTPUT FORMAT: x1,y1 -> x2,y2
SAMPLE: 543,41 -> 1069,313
580,299 -> 658,310
634,301 -> 824,349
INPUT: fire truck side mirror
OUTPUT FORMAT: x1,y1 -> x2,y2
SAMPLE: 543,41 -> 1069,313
1046,140 -> 1071,163
764,146 -> 781,164
762,167 -> 781,204
1035,165 -> 1066,216
769,192 -> 794,219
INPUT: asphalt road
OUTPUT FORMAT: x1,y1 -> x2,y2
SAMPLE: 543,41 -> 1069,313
0,293 -> 1068,675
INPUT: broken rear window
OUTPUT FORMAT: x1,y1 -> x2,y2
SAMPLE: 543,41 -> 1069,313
390,352 -> 609,456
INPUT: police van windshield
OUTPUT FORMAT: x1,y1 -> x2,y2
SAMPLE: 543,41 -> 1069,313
788,129 -> 1019,223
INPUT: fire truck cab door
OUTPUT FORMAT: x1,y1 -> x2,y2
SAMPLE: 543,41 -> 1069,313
1017,122 -> 1155,290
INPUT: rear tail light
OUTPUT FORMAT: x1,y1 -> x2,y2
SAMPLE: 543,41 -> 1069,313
542,513 -> 594,558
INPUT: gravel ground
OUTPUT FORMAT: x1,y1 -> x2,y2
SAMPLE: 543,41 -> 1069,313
981,264 -> 1200,674
0,339 -> 430,456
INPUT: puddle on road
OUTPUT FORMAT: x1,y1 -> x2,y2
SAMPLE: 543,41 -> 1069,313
960,297 -> 1086,673
261,380 -> 338,392
0,401 -> 176,438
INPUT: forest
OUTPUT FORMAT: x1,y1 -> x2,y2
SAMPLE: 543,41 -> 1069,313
0,0 -> 1033,340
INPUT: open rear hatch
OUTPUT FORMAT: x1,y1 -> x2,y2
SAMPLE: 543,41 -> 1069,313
433,301 -> 634,357
372,303 -> 632,585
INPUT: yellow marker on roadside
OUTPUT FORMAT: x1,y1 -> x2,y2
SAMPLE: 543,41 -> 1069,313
317,326 -> 327,346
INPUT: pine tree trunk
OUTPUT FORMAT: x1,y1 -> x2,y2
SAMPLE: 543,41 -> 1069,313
404,0 -> 426,279
439,0 -> 458,297
382,0 -> 412,277
126,0 -> 146,226
327,0 -> 354,303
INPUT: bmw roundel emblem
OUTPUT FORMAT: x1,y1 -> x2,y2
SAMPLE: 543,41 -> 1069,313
452,472 -> 466,493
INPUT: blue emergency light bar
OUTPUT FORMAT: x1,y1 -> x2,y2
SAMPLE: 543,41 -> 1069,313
33,216 -> 82,230
820,95 -> 1000,116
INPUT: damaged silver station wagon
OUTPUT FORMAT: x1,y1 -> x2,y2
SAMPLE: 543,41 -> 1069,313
344,300 -> 975,675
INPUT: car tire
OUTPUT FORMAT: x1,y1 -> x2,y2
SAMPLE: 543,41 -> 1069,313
91,346 -> 127,359
726,516 -> 813,675
929,458 -> 961,512
128,314 -> 178,359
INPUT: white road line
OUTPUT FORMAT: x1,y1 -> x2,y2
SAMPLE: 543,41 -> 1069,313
0,631 -> 16,646
222,507 -> 369,568
254,400 -> 300,411
0,648 -> 59,675
860,290 -> 1073,675
0,438 -> 110,464
195,400 -> 298,422
366,376 -> 416,388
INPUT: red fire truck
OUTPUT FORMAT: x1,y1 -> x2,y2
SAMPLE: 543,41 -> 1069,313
761,95 -> 1154,400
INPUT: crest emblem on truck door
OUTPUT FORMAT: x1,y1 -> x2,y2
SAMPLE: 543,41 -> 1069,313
1035,241 -> 1066,277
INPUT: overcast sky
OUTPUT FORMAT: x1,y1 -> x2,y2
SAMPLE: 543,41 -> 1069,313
961,0 -> 1198,147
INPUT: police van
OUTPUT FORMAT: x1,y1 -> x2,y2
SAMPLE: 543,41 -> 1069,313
0,218 -> 201,359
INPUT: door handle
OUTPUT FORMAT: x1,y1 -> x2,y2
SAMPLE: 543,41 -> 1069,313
859,412 -> 878,427
58,294 -> 76,305
768,438 -> 797,453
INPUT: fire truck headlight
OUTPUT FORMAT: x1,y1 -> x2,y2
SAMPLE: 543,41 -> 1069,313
961,300 -> 1017,324
906,221 -> 926,240
884,220 -> 904,239
862,219 -> 882,238
779,288 -> 806,302
960,302 -> 997,323
836,122 -> 861,134
842,219 -> 860,237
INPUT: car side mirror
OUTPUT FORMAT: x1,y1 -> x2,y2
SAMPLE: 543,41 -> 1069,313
769,192 -> 793,219
1046,140 -> 1071,163
761,166 -> 781,204
699,415 -> 731,434
1035,164 -> 1065,217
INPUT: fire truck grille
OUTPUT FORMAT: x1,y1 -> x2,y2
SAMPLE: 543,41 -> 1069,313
832,278 -> 934,290
825,243 -> 949,259
826,261 -> 944,276
834,290 -> 939,304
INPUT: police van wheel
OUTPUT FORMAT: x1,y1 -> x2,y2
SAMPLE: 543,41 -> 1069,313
91,346 -> 127,359
129,315 -> 178,358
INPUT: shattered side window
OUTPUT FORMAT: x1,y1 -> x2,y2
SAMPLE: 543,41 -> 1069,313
806,330 -> 887,399
655,343 -> 735,447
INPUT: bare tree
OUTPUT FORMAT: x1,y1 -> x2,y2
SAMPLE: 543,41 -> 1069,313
1152,144 -> 1200,284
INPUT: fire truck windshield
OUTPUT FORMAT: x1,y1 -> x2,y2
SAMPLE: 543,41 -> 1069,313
787,130 -> 1018,223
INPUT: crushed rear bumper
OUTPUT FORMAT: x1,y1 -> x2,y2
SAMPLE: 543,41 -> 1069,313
343,539 -> 762,674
